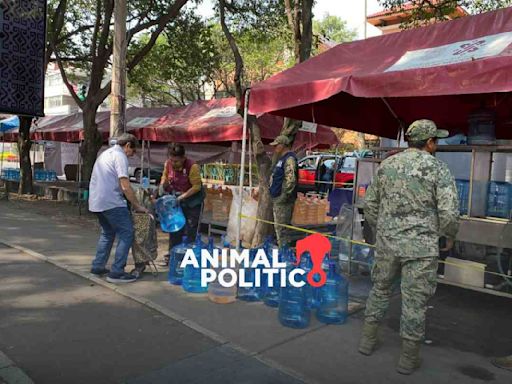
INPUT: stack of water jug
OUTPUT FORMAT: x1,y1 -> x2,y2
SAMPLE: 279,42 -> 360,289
1,168 -> 20,181
166,235 -> 349,329
34,169 -> 57,182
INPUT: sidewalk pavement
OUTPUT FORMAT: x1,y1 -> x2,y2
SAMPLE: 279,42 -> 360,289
0,200 -> 510,384
0,244 -> 302,384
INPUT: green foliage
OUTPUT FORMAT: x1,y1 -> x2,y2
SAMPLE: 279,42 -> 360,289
128,12 -> 218,105
378,0 -> 512,29
313,13 -> 357,44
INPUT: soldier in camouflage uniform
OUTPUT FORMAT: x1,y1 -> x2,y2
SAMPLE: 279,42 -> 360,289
359,120 -> 460,375
269,135 -> 298,247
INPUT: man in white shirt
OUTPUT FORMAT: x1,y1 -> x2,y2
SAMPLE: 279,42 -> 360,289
89,133 -> 147,283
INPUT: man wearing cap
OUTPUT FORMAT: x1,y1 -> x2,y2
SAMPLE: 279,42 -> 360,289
358,120 -> 459,375
269,135 -> 298,247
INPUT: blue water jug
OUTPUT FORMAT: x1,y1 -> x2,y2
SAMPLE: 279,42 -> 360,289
155,195 -> 186,233
298,251 -> 321,310
182,237 -> 208,293
316,262 -> 349,325
168,236 -> 189,285
263,244 -> 287,308
237,248 -> 261,302
278,264 -> 311,329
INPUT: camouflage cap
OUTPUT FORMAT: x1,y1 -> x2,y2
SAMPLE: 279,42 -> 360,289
270,135 -> 291,146
405,119 -> 449,141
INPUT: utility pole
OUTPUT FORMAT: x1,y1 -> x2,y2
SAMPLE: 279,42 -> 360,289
110,0 -> 127,138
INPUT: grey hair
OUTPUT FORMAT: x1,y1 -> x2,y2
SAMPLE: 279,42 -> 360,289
115,133 -> 139,148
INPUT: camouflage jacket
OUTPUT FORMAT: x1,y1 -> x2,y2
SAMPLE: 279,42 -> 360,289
270,153 -> 298,205
364,148 -> 459,258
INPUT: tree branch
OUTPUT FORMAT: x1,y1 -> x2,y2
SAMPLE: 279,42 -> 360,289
91,0 -> 102,58
127,0 -> 189,72
219,0 -> 244,114
52,41 -> 84,109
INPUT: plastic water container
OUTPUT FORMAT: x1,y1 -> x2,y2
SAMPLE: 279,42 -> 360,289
155,195 -> 186,233
168,236 -> 189,285
182,237 -> 208,293
237,248 -> 262,302
486,181 -> 512,219
298,252 -> 320,310
316,262 -> 349,324
263,246 -> 290,308
455,179 -> 470,215
142,177 -> 150,189
208,236 -> 237,304
278,264 -> 311,329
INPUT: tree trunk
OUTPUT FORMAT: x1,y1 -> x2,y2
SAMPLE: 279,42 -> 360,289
250,118 -> 276,247
80,106 -> 103,182
17,116 -> 33,195
249,0 -> 314,246
300,0 -> 314,62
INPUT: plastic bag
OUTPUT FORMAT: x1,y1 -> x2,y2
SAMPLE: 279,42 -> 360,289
335,204 -> 373,274
226,188 -> 258,247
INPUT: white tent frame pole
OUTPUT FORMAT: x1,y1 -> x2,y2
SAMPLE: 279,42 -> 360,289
236,90 -> 250,250
140,139 -> 145,186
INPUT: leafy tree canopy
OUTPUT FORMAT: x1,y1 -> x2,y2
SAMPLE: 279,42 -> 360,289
378,0 -> 512,28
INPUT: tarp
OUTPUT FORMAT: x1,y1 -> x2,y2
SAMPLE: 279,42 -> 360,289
0,116 -> 19,132
137,98 -> 338,149
248,7 -> 512,139
2,114 -> 72,142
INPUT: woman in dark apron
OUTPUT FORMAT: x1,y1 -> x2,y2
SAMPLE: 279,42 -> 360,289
158,144 -> 204,266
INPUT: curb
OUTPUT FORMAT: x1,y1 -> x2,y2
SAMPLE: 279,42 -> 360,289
0,351 -> 34,384
0,239 -> 314,384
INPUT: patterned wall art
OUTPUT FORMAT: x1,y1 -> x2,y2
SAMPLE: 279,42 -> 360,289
0,0 -> 46,117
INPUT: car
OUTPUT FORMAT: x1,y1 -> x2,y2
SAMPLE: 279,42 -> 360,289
298,151 -> 372,193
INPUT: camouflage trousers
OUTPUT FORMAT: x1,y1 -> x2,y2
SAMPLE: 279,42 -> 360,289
273,202 -> 294,248
364,251 -> 438,341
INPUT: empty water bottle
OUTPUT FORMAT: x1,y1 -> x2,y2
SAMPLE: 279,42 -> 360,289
208,235 -> 237,304
142,176 -> 150,189
183,237 -> 208,293
155,195 -> 186,233
263,244 -> 285,308
168,236 -> 189,285
316,262 -> 349,325
237,248 -> 261,302
278,263 -> 311,329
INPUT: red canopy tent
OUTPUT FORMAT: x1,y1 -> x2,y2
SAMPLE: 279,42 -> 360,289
32,107 -> 174,142
248,7 -> 512,139
18,99 -> 337,149
134,98 -> 338,149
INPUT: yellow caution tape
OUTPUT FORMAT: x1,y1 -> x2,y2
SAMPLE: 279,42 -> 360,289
240,213 -> 512,280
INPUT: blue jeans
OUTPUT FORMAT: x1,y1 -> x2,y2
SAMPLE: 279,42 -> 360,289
92,207 -> 134,275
